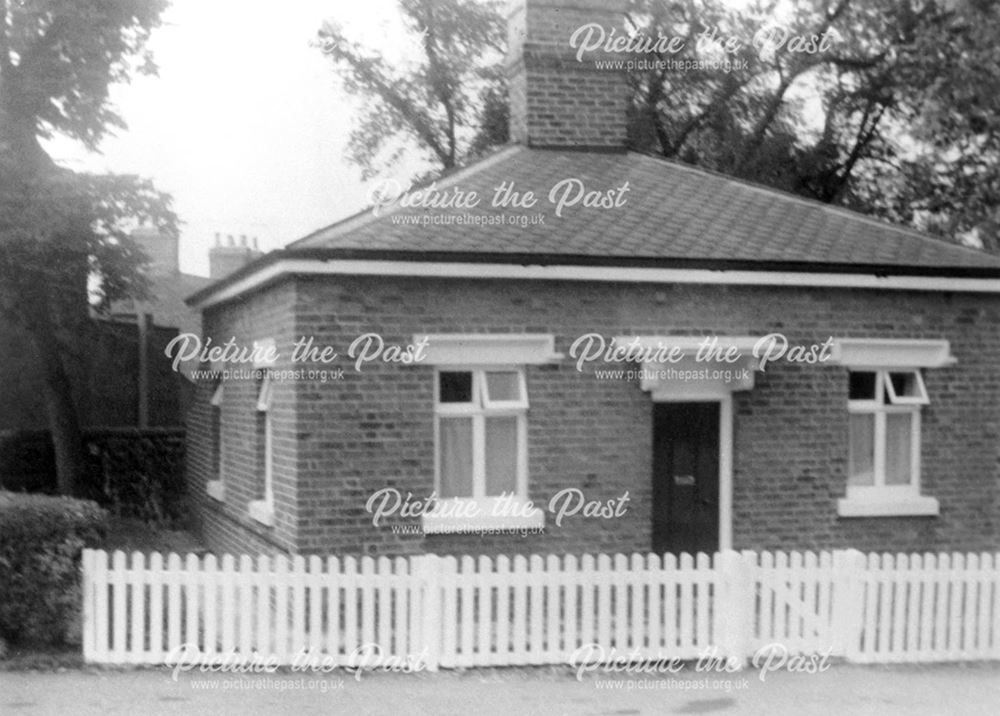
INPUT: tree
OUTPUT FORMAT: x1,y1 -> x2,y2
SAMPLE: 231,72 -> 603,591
317,0 -> 508,180
625,0 -> 1000,250
322,0 -> 1000,252
0,0 -> 176,495
869,0 -> 1000,249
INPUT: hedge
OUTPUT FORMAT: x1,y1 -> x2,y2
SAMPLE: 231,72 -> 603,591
0,428 -> 186,525
0,491 -> 108,646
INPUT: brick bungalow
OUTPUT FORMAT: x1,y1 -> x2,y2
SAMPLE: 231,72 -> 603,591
185,0 -> 1000,558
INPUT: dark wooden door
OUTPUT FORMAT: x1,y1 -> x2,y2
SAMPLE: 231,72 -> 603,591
652,402 -> 720,555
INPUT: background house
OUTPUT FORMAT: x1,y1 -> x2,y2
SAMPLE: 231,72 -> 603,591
184,0 -> 1000,559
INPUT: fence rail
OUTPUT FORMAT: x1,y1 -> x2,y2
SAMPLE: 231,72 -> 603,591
81,548 -> 1000,668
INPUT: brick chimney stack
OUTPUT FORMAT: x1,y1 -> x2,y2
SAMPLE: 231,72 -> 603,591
132,227 -> 179,275
209,232 -> 263,279
505,0 -> 629,150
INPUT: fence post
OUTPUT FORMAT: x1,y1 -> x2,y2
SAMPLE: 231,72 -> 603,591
719,550 -> 755,667
831,549 -> 866,660
420,554 -> 442,672
81,549 -> 95,662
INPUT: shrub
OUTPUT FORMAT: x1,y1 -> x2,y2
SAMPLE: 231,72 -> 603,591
86,428 -> 186,524
0,491 -> 107,646
0,428 -> 187,526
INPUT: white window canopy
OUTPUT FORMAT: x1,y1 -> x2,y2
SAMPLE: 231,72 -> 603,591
256,374 -> 273,412
614,335 -> 764,356
616,336 -> 762,398
253,338 -> 278,368
414,334 -> 561,365
830,338 -> 955,369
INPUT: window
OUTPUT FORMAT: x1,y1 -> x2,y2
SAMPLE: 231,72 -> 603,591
840,369 -> 938,517
206,380 -> 225,501
248,372 -> 274,526
428,367 -> 541,532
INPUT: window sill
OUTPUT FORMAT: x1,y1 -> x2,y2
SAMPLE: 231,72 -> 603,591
421,500 -> 545,534
206,480 -> 225,502
837,495 -> 939,517
248,499 -> 275,527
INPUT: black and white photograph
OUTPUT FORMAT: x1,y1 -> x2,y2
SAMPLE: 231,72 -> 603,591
2,0 -> 999,713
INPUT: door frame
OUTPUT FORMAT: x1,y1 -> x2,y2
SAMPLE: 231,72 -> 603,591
652,392 -> 733,552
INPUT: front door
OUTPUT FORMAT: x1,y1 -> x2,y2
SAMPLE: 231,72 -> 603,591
652,402 -> 720,555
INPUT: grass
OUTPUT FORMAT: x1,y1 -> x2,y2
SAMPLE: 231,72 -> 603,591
0,644 -> 85,672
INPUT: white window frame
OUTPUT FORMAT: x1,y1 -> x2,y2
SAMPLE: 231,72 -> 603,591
206,380 -> 225,502
840,369 -> 938,517
427,366 -> 542,532
248,372 -> 275,526
883,369 -> 929,406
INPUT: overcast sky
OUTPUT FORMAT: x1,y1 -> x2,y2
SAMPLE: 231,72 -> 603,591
46,0 -> 425,276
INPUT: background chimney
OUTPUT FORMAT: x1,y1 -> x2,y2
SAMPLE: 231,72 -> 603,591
506,0 -> 629,150
209,234 -> 264,279
131,227 -> 179,275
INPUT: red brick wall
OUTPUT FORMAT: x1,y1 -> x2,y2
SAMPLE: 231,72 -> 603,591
188,274 -> 1000,557
186,280 -> 300,556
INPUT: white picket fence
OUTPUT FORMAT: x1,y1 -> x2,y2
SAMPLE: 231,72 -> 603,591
80,548 -> 1000,667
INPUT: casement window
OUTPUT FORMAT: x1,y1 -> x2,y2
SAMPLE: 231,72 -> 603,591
206,379 -> 226,502
435,368 -> 529,501
841,369 -> 938,517
248,371 -> 275,526
412,333 -> 558,533
829,338 -> 952,517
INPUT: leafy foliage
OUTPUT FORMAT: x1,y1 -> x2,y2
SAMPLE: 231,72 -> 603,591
625,0 -> 1000,249
0,0 -> 166,152
317,0 -> 508,179
0,491 -> 107,646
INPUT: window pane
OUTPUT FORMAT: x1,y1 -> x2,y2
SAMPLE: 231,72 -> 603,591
439,372 -> 473,403
485,371 -> 521,402
848,413 -> 875,486
849,372 -> 877,400
439,418 -> 473,497
484,417 -> 518,497
885,413 -> 913,485
887,371 -> 926,404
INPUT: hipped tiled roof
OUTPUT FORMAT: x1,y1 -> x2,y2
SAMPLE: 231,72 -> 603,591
292,145 -> 1000,270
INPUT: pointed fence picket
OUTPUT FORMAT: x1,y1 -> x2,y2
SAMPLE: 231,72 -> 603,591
81,547 -> 1000,668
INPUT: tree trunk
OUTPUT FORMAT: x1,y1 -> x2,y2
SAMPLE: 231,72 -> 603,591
26,296 -> 86,496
